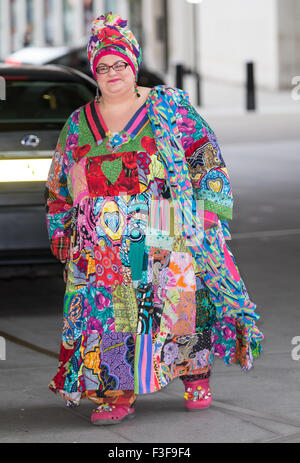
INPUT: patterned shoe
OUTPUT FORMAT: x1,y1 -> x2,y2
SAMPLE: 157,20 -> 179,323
91,403 -> 135,425
183,377 -> 212,411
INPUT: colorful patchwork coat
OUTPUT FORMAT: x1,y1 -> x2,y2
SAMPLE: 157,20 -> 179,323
45,85 -> 263,403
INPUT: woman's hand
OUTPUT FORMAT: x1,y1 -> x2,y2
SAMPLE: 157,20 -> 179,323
63,262 -> 68,283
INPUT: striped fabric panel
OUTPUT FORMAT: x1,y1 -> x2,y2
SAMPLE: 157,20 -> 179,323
125,103 -> 149,139
148,198 -> 171,236
83,101 -> 106,143
134,334 -> 154,394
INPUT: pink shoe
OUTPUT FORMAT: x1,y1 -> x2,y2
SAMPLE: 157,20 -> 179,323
91,403 -> 135,425
183,377 -> 212,411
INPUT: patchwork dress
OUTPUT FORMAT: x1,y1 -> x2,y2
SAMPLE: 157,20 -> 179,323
45,85 -> 263,407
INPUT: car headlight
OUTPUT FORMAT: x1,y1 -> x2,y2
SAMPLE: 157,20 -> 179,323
0,159 -> 52,182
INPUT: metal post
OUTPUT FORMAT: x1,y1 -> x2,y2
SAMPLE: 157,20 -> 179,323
246,61 -> 256,111
162,0 -> 169,74
195,72 -> 201,106
176,64 -> 184,89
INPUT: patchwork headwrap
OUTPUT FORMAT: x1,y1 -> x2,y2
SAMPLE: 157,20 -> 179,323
87,13 -> 142,80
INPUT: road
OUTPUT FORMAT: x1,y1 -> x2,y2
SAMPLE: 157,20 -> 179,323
0,112 -> 299,443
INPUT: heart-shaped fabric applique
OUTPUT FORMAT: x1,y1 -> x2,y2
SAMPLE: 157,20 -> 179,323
207,179 -> 223,192
103,211 -> 120,233
101,157 -> 123,184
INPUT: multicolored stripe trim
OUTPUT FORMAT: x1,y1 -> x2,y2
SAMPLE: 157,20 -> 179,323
83,100 -> 149,145
83,100 -> 106,143
125,102 -> 149,139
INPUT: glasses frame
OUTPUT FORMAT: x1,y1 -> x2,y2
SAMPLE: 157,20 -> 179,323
96,61 -> 129,75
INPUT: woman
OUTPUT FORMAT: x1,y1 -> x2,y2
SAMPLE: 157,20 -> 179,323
45,13 -> 263,425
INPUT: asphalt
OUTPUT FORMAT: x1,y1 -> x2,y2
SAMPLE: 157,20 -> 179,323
0,83 -> 300,444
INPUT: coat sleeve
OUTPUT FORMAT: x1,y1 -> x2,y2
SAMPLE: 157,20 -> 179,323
175,97 -> 233,237
44,117 -> 74,263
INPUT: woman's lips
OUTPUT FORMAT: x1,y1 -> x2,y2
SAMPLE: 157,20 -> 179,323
108,78 -> 121,83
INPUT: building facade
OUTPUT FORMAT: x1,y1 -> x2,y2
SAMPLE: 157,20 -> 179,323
0,0 -> 299,90
0,0 -> 133,56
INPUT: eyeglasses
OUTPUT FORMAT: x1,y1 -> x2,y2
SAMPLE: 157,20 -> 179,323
96,61 -> 129,74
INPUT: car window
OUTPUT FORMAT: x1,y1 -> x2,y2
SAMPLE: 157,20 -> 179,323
53,49 -> 88,68
0,80 -> 95,130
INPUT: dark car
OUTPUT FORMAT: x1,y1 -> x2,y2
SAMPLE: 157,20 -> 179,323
0,64 -> 97,265
6,46 -> 165,87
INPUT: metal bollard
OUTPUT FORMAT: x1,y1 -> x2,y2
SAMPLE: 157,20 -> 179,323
176,64 -> 185,90
195,72 -> 201,107
175,64 -> 201,106
246,61 -> 256,111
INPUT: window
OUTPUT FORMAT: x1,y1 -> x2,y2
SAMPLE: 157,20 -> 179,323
0,79 -> 95,130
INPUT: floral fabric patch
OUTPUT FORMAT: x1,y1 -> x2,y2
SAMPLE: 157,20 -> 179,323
85,152 -> 140,196
209,317 -> 237,364
160,290 -> 196,335
166,251 -> 196,291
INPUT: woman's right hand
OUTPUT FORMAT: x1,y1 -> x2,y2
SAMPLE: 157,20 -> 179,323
63,262 -> 68,283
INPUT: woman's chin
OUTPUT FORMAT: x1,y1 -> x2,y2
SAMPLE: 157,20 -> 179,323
103,81 -> 132,96
107,80 -> 123,91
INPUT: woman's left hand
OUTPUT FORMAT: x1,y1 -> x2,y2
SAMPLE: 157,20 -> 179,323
63,263 -> 68,283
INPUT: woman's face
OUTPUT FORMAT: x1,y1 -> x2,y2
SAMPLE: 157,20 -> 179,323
96,54 -> 135,98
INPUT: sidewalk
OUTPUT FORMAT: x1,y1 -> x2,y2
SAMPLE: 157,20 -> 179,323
193,77 -> 300,145
189,76 -> 300,113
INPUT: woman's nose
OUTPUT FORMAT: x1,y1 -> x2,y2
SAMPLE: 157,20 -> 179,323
107,66 -> 117,75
